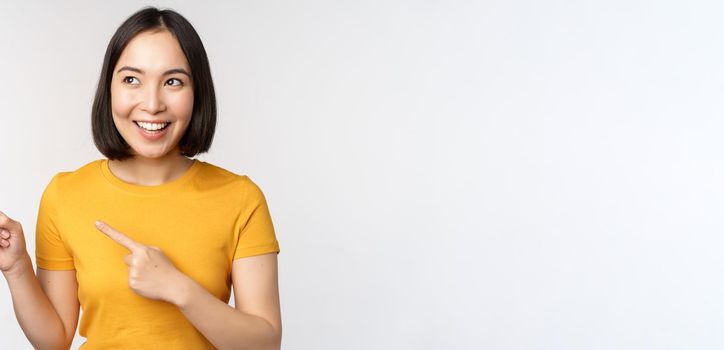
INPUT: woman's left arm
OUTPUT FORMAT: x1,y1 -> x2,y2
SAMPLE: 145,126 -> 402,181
173,253 -> 282,350
94,221 -> 281,350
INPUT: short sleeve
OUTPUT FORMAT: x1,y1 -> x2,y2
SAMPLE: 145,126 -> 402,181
233,177 -> 280,260
35,174 -> 75,270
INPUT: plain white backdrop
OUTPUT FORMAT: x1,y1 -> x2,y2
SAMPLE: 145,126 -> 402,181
1,0 -> 723,349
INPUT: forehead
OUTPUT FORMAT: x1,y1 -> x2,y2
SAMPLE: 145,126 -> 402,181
115,30 -> 190,72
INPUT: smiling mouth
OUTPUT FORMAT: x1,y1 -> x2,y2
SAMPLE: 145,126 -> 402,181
133,121 -> 171,132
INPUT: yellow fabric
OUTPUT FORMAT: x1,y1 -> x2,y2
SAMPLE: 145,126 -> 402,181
35,158 -> 280,349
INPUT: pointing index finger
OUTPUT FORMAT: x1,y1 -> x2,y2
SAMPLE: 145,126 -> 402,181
95,220 -> 142,252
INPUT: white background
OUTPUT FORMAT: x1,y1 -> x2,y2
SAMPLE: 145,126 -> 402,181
1,0 -> 722,349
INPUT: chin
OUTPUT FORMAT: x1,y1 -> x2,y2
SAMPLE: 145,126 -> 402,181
130,148 -> 172,159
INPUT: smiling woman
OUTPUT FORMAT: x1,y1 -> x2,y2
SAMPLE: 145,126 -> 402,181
0,6 -> 281,350
109,30 -> 195,161
91,7 -> 217,184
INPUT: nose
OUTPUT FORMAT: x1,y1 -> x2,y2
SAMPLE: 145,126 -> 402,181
140,86 -> 166,114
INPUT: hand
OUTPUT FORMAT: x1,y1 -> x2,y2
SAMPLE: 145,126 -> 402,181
95,220 -> 187,304
0,211 -> 30,275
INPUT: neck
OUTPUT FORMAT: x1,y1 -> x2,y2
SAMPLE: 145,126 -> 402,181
108,151 -> 195,186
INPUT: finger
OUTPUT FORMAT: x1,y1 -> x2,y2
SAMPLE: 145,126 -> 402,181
95,220 -> 142,252
1,229 -> 9,239
0,239 -> 8,247
123,254 -> 133,266
0,211 -> 20,232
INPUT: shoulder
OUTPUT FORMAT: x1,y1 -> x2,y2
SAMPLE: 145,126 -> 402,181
45,159 -> 105,189
38,159 -> 104,206
194,160 -> 265,195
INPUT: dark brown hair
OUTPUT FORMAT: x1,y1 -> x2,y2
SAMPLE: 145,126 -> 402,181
91,6 -> 216,160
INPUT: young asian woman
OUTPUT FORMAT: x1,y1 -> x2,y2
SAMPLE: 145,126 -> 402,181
0,6 -> 282,350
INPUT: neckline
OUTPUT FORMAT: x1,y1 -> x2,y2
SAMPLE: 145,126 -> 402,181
99,158 -> 202,196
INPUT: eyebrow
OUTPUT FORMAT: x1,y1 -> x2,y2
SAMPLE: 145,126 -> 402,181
116,66 -> 191,77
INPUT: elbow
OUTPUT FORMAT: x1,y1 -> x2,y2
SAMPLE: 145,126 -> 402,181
31,333 -> 72,350
265,321 -> 282,350
51,339 -> 73,350
51,333 -> 73,350
272,333 -> 282,350
224,320 -> 280,350
266,324 -> 282,350
35,342 -> 71,350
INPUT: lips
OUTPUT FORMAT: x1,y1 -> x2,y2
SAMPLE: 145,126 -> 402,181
134,120 -> 170,124
133,120 -> 171,141
133,121 -> 171,131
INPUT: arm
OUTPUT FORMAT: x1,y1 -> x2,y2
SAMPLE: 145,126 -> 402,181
93,221 -> 281,349
172,253 -> 282,350
3,253 -> 78,350
0,211 -> 78,350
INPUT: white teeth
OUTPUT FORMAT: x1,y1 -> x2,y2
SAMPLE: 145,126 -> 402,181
136,121 -> 169,131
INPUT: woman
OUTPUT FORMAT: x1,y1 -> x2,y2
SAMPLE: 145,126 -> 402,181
0,7 -> 282,350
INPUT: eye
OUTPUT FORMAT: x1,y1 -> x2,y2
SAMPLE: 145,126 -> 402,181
166,78 -> 184,86
122,76 -> 139,84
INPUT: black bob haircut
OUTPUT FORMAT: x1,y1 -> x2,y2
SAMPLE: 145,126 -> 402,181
92,6 -> 216,160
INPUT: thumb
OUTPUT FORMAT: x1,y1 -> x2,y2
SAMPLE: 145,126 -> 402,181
0,211 -> 21,233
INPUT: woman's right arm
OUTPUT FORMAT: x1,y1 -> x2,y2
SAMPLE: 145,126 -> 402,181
1,212 -> 77,350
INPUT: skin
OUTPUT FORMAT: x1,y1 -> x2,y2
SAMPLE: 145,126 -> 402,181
92,28 -> 197,308
0,212 -> 26,267
0,28 -> 281,349
108,29 -> 195,186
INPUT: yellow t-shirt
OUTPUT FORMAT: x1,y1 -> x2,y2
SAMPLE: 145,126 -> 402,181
35,158 -> 280,349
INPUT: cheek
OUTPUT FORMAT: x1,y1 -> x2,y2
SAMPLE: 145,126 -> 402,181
168,91 -> 194,120
110,88 -> 136,119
